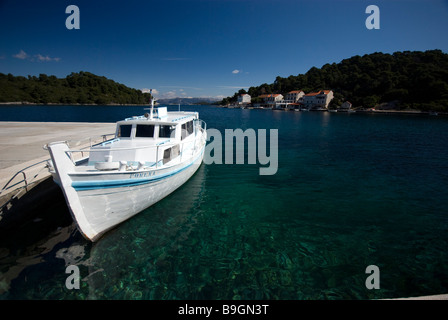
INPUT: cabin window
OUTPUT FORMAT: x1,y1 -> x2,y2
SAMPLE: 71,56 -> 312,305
181,121 -> 194,140
187,121 -> 194,135
163,148 -> 171,164
172,144 -> 180,157
136,124 -> 155,138
117,124 -> 132,137
159,125 -> 175,138
163,144 -> 180,164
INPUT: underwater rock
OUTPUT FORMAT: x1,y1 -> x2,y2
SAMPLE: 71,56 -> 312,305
55,245 -> 85,266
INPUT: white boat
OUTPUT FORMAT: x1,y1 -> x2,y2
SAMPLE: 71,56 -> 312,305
46,98 -> 207,241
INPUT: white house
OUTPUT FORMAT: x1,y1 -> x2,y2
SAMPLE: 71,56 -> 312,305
255,94 -> 284,108
303,90 -> 334,110
283,90 -> 305,103
264,94 -> 283,105
237,94 -> 251,105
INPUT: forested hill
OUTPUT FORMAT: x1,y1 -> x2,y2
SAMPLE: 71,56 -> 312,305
0,71 -> 151,105
223,50 -> 448,111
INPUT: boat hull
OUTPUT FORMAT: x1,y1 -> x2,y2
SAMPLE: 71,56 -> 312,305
48,142 -> 205,241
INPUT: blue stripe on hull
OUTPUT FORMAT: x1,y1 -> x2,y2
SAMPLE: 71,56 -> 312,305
72,150 -> 203,191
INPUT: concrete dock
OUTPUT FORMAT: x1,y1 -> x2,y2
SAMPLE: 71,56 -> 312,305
0,121 -> 115,200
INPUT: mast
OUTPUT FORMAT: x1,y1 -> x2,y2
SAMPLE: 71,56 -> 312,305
149,89 -> 154,120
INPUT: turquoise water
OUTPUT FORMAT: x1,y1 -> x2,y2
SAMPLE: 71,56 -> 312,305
1,105 -> 448,299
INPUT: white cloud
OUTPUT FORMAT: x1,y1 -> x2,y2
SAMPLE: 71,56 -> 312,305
159,91 -> 178,99
12,50 -> 60,62
35,54 -> 61,62
13,50 -> 29,60
232,69 -> 240,74
141,88 -> 158,95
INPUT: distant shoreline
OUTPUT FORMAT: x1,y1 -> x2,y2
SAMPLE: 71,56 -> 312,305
346,109 -> 446,115
218,105 -> 447,116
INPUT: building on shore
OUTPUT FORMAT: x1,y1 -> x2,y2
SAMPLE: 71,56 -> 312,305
302,90 -> 334,110
237,93 -> 251,106
265,94 -> 284,107
283,90 -> 305,104
255,94 -> 284,108
253,90 -> 333,110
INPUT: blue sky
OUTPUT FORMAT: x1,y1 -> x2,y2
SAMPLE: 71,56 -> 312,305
1,0 -> 448,100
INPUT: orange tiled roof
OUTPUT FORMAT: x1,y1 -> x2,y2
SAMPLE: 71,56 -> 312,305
305,90 -> 331,96
258,94 -> 281,98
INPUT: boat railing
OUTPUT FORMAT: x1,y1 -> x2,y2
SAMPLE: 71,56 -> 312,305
66,133 -> 116,149
196,119 -> 207,132
44,133 -> 116,162
45,133 -> 116,150
0,159 -> 52,213
0,159 -> 50,197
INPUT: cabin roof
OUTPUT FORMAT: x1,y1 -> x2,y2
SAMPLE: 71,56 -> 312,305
117,110 -> 197,126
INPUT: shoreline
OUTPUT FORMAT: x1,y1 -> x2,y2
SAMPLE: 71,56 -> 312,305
218,105 -> 446,115
351,109 -> 446,115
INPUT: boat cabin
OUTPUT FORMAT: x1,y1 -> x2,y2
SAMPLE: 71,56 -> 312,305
88,107 -> 201,170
